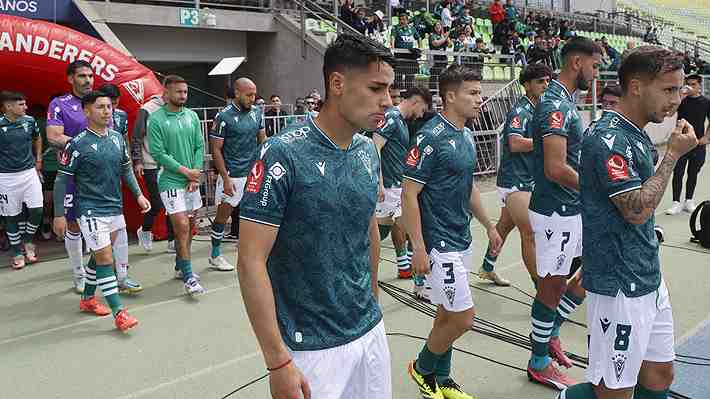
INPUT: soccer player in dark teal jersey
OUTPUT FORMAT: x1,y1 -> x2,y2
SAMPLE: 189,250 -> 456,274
478,63 -> 552,287
98,83 -> 129,139
403,64 -> 502,399
209,77 -> 266,272
53,91 -> 151,332
373,85 -> 431,279
561,47 -> 708,399
526,37 -> 602,390
238,34 -> 395,399
0,92 -> 43,269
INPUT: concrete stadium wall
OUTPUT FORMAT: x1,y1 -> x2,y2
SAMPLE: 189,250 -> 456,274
569,0 -> 616,14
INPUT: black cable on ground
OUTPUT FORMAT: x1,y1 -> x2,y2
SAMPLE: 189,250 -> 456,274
660,242 -> 710,255
222,372 -> 269,399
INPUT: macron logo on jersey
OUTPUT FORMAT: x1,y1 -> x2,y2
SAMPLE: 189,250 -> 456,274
260,143 -> 271,159
315,161 -> 326,176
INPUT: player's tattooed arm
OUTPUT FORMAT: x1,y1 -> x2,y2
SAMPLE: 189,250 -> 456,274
611,152 -> 677,225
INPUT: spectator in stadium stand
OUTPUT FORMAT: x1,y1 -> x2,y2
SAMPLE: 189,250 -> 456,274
429,22 -> 450,78
471,38 -> 493,65
351,8 -> 369,35
504,0 -> 518,23
459,6 -> 473,28
389,87 -> 403,106
367,10 -> 387,44
339,0 -> 355,27
308,88 -> 322,110
489,0 -> 505,27
601,37 -> 620,71
527,34 -> 549,65
391,11 -> 421,87
525,12 -> 538,32
600,84 -> 622,110
558,20 -> 570,40
265,94 -> 288,137
440,1 -> 455,33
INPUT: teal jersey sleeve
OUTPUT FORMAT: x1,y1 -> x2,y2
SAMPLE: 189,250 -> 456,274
506,107 -> 530,137
589,131 -> 643,198
402,133 -> 438,185
240,139 -> 294,227
538,101 -> 572,139
259,108 -> 265,131
31,117 -> 40,139
191,111 -> 204,170
376,112 -> 399,142
209,111 -> 226,140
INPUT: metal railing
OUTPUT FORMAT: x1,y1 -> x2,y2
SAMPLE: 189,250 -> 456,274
477,79 -> 524,174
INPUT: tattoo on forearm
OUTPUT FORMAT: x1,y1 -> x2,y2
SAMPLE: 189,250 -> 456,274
612,154 -> 677,222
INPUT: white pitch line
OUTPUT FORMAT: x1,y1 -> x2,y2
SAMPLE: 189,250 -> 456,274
676,312 -> 710,348
113,350 -> 263,399
0,283 -> 238,346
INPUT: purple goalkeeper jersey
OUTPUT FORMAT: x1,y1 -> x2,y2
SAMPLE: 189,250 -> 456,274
47,94 -> 87,137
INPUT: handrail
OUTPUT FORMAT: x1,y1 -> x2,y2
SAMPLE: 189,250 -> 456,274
290,0 -> 361,37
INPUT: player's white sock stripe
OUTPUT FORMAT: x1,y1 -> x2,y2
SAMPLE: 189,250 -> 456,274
102,288 -> 119,297
96,276 -> 117,285
532,326 -> 551,337
558,302 -> 574,316
65,231 -> 81,240
561,295 -> 577,309
100,282 -> 118,291
531,334 -> 551,344
85,268 -> 96,275
532,318 -> 554,329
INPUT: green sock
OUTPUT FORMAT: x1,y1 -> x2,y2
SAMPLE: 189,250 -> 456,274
176,257 -> 193,282
634,385 -> 669,399
95,264 -> 123,316
559,383 -> 597,398
395,246 -> 410,273
211,223 -> 225,258
434,346 -> 453,384
5,215 -> 22,256
83,257 -> 97,299
482,245 -> 498,272
378,224 -> 391,241
552,292 -> 585,337
530,299 -> 555,370
415,343 -> 443,375
23,207 -> 43,243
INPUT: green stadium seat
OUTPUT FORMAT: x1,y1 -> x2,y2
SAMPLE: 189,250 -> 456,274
514,66 -> 523,80
483,66 -> 494,81
493,67 -> 506,81
476,18 -> 485,26
305,18 -> 319,31
503,67 -> 513,80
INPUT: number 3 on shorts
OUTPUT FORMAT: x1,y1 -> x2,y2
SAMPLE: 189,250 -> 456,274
442,262 -> 455,284
614,324 -> 632,351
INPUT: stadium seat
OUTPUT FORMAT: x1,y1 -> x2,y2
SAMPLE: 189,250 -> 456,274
493,67 -> 506,81
483,66 -> 494,81
514,66 -> 523,80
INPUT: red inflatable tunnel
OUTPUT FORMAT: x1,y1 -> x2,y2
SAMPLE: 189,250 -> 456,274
0,15 -> 170,238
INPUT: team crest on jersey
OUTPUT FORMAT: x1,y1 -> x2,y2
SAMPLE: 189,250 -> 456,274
246,160 -> 266,193
406,147 -> 420,167
511,116 -> 522,129
550,111 -> 564,129
612,353 -> 627,382
121,79 -> 145,105
609,117 -> 620,129
607,154 -> 630,181
556,253 -> 566,269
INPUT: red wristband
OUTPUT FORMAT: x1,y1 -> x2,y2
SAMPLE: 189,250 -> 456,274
267,358 -> 292,372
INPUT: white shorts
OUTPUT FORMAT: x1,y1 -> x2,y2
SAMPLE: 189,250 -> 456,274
0,169 -> 43,216
428,245 -> 475,312
160,189 -> 203,215
586,279 -> 675,389
375,187 -> 402,219
215,176 -> 247,207
291,321 -> 392,399
529,211 -> 582,277
79,215 -> 126,251
496,186 -> 519,208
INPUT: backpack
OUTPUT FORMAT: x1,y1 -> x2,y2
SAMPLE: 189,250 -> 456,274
690,200 -> 710,248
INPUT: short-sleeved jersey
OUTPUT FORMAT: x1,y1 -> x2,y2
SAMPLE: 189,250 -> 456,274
240,115 -> 382,351
375,107 -> 410,188
529,79 -> 585,216
496,96 -> 535,190
403,113 -> 477,253
209,102 -> 265,178
147,106 -> 204,192
392,24 -> 420,49
112,108 -> 129,138
0,115 -> 39,173
581,111 -> 660,298
47,94 -> 86,138
58,129 -> 130,217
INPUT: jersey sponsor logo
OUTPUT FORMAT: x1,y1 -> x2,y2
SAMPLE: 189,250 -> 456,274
268,162 -> 286,181
376,118 -> 386,129
549,111 -> 564,129
510,115 -> 521,129
315,161 -> 326,176
423,145 -> 433,155
121,79 -> 145,105
606,154 -> 630,181
279,126 -> 310,144
246,160 -> 265,193
432,122 -> 445,136
59,150 -> 70,166
406,146 -> 420,167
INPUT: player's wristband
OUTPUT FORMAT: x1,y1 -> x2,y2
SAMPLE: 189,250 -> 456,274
267,358 -> 292,372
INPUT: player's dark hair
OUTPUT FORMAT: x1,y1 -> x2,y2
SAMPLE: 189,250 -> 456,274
162,75 -> 187,88
438,64 -> 482,104
561,36 -> 601,62
618,46 -> 685,93
686,74 -> 703,84
403,86 -> 432,106
519,63 -> 553,84
98,83 -> 121,99
322,33 -> 396,98
0,91 -> 25,104
269,94 -> 281,101
601,84 -> 622,98
66,60 -> 92,77
81,90 -> 111,108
